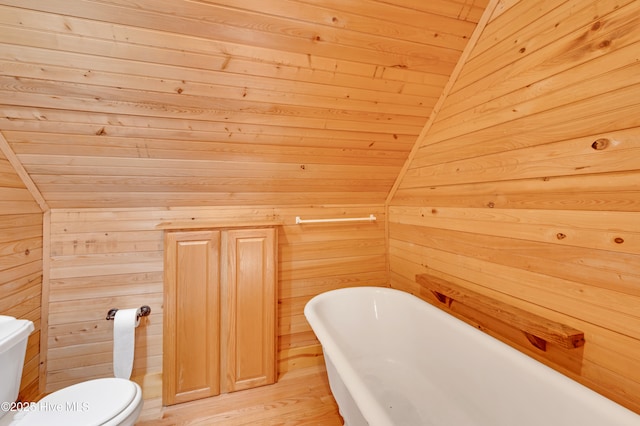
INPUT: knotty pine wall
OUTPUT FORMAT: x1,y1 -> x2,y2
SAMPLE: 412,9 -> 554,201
0,0 -> 485,209
45,205 -> 386,412
388,0 -> 640,414
0,1 -> 483,411
0,144 -> 43,401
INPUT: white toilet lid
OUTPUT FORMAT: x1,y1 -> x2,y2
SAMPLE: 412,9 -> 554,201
19,378 -> 139,426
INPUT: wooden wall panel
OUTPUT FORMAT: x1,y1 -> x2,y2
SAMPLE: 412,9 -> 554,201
389,0 -> 640,414
0,146 -> 42,401
0,0 -> 487,209
45,204 -> 387,415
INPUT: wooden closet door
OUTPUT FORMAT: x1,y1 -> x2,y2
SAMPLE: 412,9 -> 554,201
163,230 -> 221,405
221,228 -> 277,393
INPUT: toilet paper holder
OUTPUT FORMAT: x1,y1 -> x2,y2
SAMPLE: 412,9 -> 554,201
106,305 -> 151,321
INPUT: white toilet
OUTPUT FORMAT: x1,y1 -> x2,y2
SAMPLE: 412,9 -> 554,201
0,315 -> 143,426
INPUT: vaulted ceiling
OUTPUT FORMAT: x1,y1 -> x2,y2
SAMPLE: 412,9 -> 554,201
0,0 -> 489,208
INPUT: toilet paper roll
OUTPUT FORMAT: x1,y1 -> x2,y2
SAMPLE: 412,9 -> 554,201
113,308 -> 140,379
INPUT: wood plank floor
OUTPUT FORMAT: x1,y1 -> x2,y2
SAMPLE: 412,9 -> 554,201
136,365 -> 343,425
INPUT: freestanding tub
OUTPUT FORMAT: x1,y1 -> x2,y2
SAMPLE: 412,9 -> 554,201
304,286 -> 640,426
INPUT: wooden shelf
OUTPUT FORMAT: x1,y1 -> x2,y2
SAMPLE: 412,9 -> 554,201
157,219 -> 283,230
415,273 -> 585,351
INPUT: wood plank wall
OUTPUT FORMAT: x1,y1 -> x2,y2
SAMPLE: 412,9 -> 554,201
388,0 -> 640,413
0,145 -> 42,401
0,0 -> 485,209
45,205 -> 386,414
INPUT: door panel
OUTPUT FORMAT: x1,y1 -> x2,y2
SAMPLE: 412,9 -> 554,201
222,228 -> 276,392
163,230 -> 220,405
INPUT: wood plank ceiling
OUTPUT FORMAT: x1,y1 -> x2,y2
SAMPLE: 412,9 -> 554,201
0,0 -> 488,208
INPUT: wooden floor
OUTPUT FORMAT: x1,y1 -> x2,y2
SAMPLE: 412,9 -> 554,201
135,365 -> 343,425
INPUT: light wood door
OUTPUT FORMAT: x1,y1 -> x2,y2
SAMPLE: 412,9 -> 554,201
221,228 -> 277,393
163,230 -> 221,405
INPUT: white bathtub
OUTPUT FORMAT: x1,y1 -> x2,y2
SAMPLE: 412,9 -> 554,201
304,286 -> 640,426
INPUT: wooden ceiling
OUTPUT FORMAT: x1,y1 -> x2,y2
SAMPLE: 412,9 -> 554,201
0,0 -> 488,208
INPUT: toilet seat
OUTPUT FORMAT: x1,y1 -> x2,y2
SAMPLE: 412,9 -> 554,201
17,378 -> 142,426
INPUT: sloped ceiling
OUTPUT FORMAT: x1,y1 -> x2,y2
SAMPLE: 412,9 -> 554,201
0,0 -> 488,208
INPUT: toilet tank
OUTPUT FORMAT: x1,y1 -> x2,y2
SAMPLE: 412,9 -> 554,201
0,315 -> 35,415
